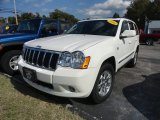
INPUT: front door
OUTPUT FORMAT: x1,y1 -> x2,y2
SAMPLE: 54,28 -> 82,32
117,20 -> 131,67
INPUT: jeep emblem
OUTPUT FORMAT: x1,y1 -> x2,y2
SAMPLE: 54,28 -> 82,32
36,45 -> 42,48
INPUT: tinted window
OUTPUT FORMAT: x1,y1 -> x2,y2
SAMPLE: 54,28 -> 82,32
129,22 -> 135,30
66,20 -> 120,36
60,22 -> 72,33
41,20 -> 58,37
17,19 -> 41,33
121,21 -> 129,33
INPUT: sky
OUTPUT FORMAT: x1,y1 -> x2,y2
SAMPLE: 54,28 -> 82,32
0,0 -> 131,20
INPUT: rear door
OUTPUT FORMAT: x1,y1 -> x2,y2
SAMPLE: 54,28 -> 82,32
128,21 -> 139,53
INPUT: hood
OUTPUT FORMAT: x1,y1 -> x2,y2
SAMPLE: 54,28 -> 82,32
25,34 -> 114,52
0,33 -> 37,43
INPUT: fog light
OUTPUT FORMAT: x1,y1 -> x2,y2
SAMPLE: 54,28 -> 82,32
69,86 -> 75,92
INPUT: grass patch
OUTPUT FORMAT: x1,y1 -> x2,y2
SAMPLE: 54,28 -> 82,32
0,75 -> 83,120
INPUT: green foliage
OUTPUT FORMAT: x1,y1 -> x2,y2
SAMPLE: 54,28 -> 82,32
125,0 -> 150,29
42,15 -> 47,18
6,10 -> 78,25
146,1 -> 160,20
0,18 -> 5,23
125,0 -> 160,29
49,9 -> 78,24
113,12 -> 120,18
35,12 -> 41,18
8,17 -> 16,24
20,12 -> 36,21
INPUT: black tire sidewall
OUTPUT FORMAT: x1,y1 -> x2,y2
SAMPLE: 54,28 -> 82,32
91,63 -> 115,104
127,51 -> 138,68
132,51 -> 138,66
146,39 -> 153,46
1,50 -> 21,75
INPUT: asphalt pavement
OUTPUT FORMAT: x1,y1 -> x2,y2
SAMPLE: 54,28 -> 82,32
1,44 -> 160,120
70,44 -> 160,120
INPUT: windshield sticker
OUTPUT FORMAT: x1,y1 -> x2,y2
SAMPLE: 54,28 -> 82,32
5,26 -> 10,30
107,20 -> 118,26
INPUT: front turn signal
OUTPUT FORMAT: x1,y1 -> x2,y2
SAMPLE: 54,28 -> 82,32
80,56 -> 90,69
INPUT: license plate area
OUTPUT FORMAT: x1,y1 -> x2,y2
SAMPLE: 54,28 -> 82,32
23,67 -> 37,82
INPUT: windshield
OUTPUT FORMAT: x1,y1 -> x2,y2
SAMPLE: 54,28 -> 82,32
66,20 -> 119,36
17,19 -> 41,34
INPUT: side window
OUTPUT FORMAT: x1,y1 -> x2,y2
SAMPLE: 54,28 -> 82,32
41,21 -> 58,37
129,22 -> 135,30
60,22 -> 71,33
121,21 -> 129,33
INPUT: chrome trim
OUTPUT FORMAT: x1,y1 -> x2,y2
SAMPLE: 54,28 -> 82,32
23,46 -> 61,71
42,52 -> 46,68
24,48 -> 28,60
27,49 -> 31,63
32,50 -> 35,64
48,53 -> 53,68
36,51 -> 40,66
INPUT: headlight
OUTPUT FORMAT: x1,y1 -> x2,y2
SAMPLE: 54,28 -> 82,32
58,51 -> 90,69
71,51 -> 85,69
58,52 -> 72,67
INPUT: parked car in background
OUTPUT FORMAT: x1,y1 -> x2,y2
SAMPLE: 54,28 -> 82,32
0,24 -> 18,34
18,18 -> 139,103
0,18 -> 71,75
140,20 -> 160,45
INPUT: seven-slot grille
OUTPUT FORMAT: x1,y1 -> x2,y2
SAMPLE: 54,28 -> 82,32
23,47 -> 60,70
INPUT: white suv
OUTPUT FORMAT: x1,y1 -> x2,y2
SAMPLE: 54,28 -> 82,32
18,18 -> 139,103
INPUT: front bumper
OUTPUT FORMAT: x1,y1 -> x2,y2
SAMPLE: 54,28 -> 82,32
18,57 -> 99,98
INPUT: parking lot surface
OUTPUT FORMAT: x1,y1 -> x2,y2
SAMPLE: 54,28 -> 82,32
1,44 -> 160,120
70,44 -> 160,120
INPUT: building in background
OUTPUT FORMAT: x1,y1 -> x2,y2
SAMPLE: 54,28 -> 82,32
145,20 -> 160,34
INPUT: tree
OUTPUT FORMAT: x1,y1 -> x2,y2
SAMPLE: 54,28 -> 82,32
125,0 -> 160,29
20,12 -> 36,21
0,18 -> 5,23
42,15 -> 47,18
49,9 -> 78,23
125,0 -> 150,29
146,1 -> 160,20
113,12 -> 120,18
8,16 -> 16,24
35,12 -> 41,18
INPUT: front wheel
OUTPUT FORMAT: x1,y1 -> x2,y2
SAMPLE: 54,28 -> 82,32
0,50 -> 21,75
90,63 -> 115,104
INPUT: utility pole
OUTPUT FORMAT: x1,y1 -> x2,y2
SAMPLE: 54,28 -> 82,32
13,0 -> 18,25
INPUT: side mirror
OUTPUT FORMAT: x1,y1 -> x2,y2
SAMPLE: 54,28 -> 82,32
120,30 -> 136,39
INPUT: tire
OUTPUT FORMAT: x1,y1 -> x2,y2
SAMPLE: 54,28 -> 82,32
90,63 -> 115,104
146,39 -> 154,46
0,50 -> 21,75
127,50 -> 138,68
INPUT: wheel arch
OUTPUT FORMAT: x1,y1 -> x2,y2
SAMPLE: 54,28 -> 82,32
136,45 -> 139,52
0,44 -> 23,59
101,56 -> 116,72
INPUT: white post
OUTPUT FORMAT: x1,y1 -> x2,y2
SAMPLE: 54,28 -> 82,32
13,0 -> 18,25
